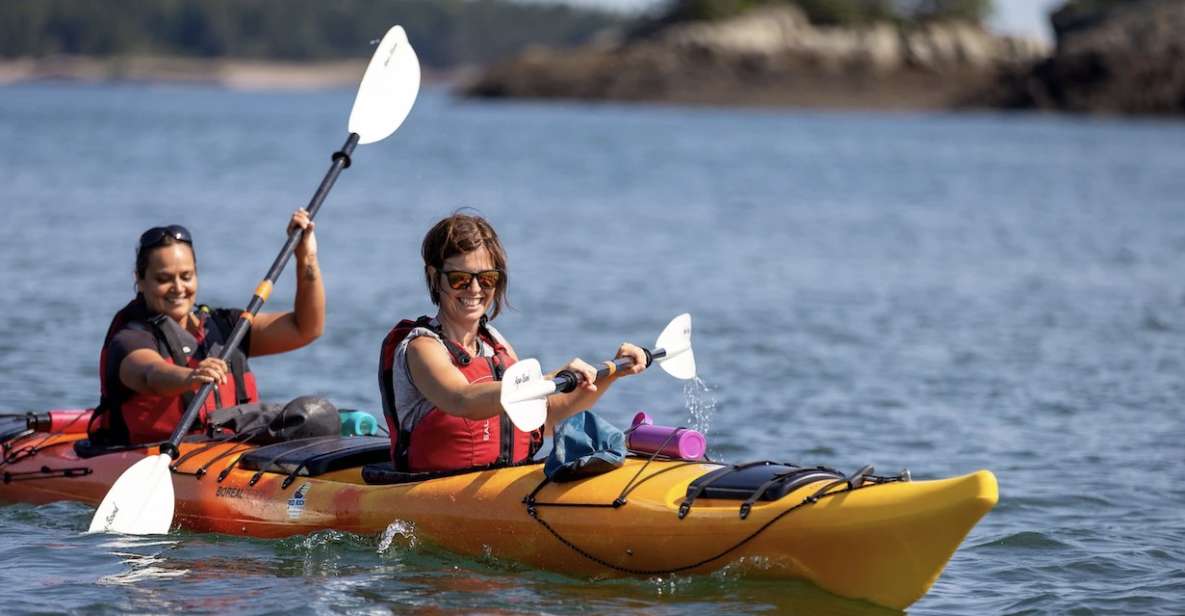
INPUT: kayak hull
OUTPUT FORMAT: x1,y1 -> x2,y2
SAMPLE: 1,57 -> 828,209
0,433 -> 996,610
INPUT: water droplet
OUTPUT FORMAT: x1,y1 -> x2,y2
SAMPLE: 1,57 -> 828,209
682,376 -> 717,435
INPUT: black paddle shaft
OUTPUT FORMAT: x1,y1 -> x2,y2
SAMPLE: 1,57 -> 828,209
160,133 -> 360,459
551,347 -> 661,394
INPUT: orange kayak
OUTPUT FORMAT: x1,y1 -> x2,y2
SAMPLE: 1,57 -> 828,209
0,425 -> 996,610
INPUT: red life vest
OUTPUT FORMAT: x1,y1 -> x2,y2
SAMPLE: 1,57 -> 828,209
91,298 -> 259,445
378,316 -> 541,472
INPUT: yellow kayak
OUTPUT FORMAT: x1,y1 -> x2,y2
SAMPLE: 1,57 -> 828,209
0,431 -> 996,610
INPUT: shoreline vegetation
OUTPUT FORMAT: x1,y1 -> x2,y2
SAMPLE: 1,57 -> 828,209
0,0 -> 623,88
0,56 -> 368,90
3,0 -> 1181,114
0,56 -> 475,90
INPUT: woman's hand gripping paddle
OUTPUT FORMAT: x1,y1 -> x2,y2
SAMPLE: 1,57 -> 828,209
500,313 -> 696,432
88,26 -> 422,535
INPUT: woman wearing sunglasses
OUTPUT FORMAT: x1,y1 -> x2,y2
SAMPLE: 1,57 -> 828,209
378,212 -> 647,473
89,210 -> 325,446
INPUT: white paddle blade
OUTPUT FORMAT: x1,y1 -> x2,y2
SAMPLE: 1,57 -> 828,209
500,358 -> 552,432
654,313 -> 696,380
88,454 -> 175,535
348,25 -> 421,145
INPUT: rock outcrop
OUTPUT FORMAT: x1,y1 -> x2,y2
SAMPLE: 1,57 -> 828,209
462,6 -> 1047,110
986,0 -> 1185,114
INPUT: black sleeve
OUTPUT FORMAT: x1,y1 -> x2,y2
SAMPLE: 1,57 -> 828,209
109,327 -> 157,359
105,327 -> 158,387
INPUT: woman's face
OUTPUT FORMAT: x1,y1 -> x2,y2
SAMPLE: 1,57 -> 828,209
434,247 -> 496,326
137,244 -> 198,323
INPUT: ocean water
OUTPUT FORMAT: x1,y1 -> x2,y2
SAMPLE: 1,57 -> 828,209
1,82 -> 1184,614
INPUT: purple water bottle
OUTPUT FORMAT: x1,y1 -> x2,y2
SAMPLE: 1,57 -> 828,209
627,411 -> 707,460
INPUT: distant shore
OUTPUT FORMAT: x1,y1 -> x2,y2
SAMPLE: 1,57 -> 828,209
460,1 -> 1185,115
0,56 -> 402,90
461,6 -> 1049,113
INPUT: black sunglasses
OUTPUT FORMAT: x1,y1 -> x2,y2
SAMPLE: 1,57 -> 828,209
441,269 -> 502,290
138,225 -> 192,251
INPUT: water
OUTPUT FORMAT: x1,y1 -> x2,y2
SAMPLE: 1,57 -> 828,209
683,378 -> 716,436
2,82 -> 1184,614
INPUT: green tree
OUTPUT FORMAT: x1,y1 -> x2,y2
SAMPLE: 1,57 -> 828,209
652,0 -> 993,26
900,0 -> 993,23
0,0 -> 625,67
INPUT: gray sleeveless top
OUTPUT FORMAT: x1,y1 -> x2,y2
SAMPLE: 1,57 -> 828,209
390,318 -> 509,432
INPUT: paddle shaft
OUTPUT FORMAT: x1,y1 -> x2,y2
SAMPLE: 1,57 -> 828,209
551,347 -> 663,394
160,133 -> 360,459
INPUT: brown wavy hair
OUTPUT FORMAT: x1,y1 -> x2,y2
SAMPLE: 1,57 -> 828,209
421,211 -> 509,319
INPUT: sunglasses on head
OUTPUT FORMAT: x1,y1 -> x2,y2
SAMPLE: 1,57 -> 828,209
138,225 -> 192,251
441,269 -> 502,290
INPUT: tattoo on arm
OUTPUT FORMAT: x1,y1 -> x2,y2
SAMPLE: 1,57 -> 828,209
303,263 -> 318,282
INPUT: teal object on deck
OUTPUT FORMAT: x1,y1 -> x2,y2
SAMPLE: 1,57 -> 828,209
339,410 -> 378,436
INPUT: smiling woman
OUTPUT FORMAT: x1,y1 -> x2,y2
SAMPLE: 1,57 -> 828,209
377,211 -> 650,473
87,210 -> 326,446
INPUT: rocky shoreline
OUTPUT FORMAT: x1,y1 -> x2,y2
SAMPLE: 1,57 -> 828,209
984,0 -> 1185,114
461,1 -> 1185,115
461,5 -> 1048,111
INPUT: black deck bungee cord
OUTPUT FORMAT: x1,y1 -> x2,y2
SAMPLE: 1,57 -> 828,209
245,437 -> 333,487
525,424 -> 710,511
524,448 -> 905,576
3,465 -> 93,484
171,423 -> 273,477
170,430 -> 243,469
0,412 -> 100,483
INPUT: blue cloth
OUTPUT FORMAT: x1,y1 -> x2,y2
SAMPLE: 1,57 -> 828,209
544,411 -> 626,482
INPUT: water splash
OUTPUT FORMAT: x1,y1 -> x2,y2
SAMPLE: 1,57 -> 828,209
648,573 -> 693,596
683,376 -> 717,435
377,520 -> 418,554
96,543 -> 190,585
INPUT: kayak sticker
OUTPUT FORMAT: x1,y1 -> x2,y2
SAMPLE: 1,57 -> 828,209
287,483 -> 312,518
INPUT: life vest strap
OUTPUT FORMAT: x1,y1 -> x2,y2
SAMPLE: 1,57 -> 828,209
379,315 -> 527,472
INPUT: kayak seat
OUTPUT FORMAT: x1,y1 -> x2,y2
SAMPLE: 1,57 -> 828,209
362,460 -> 544,485
236,436 -> 391,477
72,436 -> 205,459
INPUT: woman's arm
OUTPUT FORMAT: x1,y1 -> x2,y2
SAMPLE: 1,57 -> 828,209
542,343 -> 648,434
405,336 -> 503,419
407,336 -> 647,430
250,209 -> 326,357
119,349 -> 229,396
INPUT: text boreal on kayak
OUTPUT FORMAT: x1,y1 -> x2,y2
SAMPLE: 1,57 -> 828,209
0,414 -> 997,611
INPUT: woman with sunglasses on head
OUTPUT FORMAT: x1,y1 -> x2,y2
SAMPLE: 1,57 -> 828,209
378,212 -> 648,473
89,210 -> 325,446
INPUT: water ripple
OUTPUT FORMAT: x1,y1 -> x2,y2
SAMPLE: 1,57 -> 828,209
3,84 -> 1185,615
